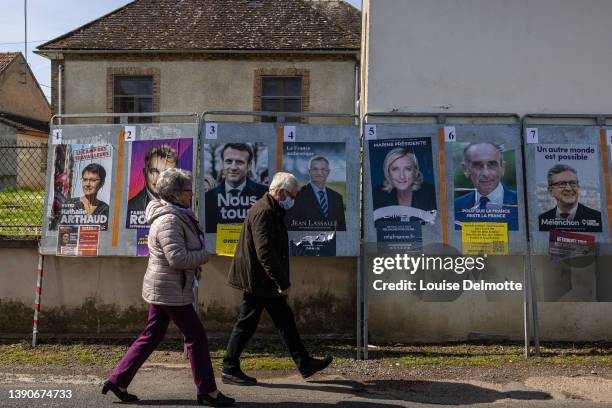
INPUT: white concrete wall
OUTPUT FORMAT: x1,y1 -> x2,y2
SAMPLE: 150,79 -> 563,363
364,0 -> 612,115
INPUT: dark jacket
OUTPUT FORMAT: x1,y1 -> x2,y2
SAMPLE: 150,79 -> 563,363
454,184 -> 519,230
228,193 -> 290,297
204,178 -> 268,233
126,187 -> 151,228
285,183 -> 346,231
538,203 -> 602,232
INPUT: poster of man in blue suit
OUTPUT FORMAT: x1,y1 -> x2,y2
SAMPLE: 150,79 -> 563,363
454,142 -> 519,230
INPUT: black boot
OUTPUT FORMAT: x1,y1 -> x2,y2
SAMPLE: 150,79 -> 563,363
298,355 -> 333,379
221,368 -> 258,386
101,380 -> 139,402
197,391 -> 235,406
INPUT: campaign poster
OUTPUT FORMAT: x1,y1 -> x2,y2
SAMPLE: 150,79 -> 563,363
57,225 -> 78,255
203,142 -> 269,233
53,144 -> 113,231
78,225 -> 100,256
368,138 -> 437,243
289,232 -> 336,256
126,138 -> 194,229
535,144 -> 602,232
136,227 -> 149,257
283,142 -> 347,232
549,230 -> 596,261
453,142 -> 519,230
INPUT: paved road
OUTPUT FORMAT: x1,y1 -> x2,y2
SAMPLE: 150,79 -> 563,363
2,365 -> 612,407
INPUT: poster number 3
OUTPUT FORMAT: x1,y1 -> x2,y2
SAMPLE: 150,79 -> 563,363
205,123 -> 218,140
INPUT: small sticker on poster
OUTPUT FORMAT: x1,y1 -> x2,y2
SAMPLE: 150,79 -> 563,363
462,222 -> 508,255
52,129 -> 62,145
216,224 -> 242,256
444,126 -> 457,143
124,126 -> 136,142
205,123 -> 218,140
365,125 -> 377,140
77,225 -> 99,256
137,227 -> 150,257
57,225 -> 79,255
289,232 -> 336,256
283,126 -> 297,142
549,230 -> 596,261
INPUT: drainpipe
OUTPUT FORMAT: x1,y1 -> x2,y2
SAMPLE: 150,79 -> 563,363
354,62 -> 360,125
58,63 -> 63,125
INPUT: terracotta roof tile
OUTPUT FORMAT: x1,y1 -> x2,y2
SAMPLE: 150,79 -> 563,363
39,0 -> 360,52
0,53 -> 19,73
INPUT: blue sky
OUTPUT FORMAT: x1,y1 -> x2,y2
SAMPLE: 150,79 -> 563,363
0,0 -> 361,101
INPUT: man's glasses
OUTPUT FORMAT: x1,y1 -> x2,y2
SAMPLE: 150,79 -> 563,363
550,181 -> 579,189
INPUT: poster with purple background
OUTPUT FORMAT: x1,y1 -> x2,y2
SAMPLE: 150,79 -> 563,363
126,138 -> 194,230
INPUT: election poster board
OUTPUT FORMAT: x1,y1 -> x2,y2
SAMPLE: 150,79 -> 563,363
41,123 -> 198,257
524,124 -> 610,301
200,122 -> 360,256
363,123 -> 526,256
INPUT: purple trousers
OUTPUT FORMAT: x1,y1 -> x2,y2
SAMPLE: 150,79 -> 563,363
109,303 -> 217,395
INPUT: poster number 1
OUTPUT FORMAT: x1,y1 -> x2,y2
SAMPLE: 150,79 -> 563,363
283,126 -> 297,142
444,126 -> 456,143
526,128 -> 539,144
52,129 -> 63,145
205,123 -> 218,140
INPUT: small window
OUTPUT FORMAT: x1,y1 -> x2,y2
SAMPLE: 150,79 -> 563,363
113,76 -> 153,123
260,77 -> 302,122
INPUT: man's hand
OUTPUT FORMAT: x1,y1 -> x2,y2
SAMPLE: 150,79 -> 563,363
278,287 -> 291,297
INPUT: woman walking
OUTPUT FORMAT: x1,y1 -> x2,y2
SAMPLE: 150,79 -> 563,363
102,168 -> 234,406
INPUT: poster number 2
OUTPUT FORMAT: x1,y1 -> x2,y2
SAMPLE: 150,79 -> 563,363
124,126 -> 136,142
205,123 -> 218,140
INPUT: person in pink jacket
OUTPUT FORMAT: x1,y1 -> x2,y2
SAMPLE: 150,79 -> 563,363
103,168 -> 234,407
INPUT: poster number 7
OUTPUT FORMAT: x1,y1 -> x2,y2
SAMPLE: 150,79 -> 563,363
526,128 -> 539,144
205,123 -> 218,140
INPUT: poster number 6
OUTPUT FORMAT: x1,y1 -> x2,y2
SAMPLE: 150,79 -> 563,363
444,127 -> 456,143
205,123 -> 218,140
526,128 -> 538,144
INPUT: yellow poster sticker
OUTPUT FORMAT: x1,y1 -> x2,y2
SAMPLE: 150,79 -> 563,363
216,224 -> 242,257
461,222 -> 508,255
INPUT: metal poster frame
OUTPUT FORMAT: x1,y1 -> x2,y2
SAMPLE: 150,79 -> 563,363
359,112 -> 532,359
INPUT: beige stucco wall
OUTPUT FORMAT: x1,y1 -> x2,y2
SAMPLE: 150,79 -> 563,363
0,55 -> 50,122
364,0 -> 612,115
62,57 -> 357,124
0,247 -> 356,336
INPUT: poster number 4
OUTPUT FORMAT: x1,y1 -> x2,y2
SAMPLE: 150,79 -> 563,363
444,126 -> 456,143
52,129 -> 62,145
526,128 -> 539,144
124,126 -> 136,142
205,123 -> 218,140
284,126 -> 297,142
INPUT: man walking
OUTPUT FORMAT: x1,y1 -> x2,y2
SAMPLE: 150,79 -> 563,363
222,172 -> 333,385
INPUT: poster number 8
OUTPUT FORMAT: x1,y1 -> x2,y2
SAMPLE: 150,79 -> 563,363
205,123 -> 218,140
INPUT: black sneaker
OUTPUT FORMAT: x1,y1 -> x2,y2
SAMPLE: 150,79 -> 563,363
221,369 -> 258,386
197,391 -> 235,407
299,356 -> 333,379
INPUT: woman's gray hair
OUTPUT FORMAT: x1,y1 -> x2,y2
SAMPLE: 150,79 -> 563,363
269,172 -> 299,193
156,168 -> 192,202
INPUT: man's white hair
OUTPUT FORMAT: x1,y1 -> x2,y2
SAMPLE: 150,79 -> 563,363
269,172 -> 299,193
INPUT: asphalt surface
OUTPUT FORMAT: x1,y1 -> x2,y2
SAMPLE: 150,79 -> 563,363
2,365 -> 612,407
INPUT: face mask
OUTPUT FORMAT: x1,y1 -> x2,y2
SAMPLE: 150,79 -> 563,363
278,195 -> 295,210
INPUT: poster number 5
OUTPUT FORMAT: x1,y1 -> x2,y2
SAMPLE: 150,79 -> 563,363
365,125 -> 377,140
284,126 -> 297,142
444,127 -> 456,143
526,128 -> 539,144
205,123 -> 218,140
